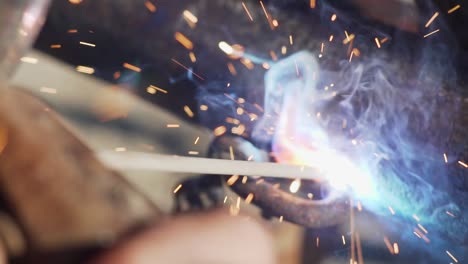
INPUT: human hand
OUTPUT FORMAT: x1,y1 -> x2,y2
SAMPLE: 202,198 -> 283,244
92,209 -> 276,264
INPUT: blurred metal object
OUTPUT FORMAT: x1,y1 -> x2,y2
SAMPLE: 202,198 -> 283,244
0,86 -> 161,263
0,0 -> 50,80
209,135 -> 349,228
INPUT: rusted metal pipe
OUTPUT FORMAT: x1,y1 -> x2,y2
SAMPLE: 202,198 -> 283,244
209,135 -> 349,228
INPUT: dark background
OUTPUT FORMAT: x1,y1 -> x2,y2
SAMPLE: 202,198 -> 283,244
34,0 -> 468,125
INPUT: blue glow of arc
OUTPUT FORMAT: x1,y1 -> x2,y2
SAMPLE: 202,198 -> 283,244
255,51 -> 455,222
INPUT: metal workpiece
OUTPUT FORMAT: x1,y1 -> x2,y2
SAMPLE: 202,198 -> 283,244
230,179 -> 349,228
209,135 -> 349,228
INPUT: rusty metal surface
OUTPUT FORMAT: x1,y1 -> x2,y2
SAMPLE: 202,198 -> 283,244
231,180 -> 349,228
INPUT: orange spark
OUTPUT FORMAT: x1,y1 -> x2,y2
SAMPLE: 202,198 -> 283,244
175,32 -> 194,50
446,250 -> 459,263
242,2 -> 254,22
352,48 -> 360,57
227,62 -> 237,76
213,126 -> 227,136
393,243 -> 399,254
240,58 -> 254,70
270,50 -> 278,61
173,184 -> 183,194
383,237 -> 395,254
146,86 -> 156,94
242,176 -> 248,184
446,211 -> 455,217
184,105 -> 194,118
289,179 -> 301,193
310,0 -> 316,9
219,41 -> 234,55
425,12 -> 439,28
145,1 -> 157,13
375,37 -> 381,48
356,232 -> 363,264
418,223 -> 428,234
423,29 -> 440,38
76,65 -> 95,74
413,228 -> 430,243
343,32 -> 355,44
183,10 -> 198,24
448,5 -> 461,14
20,57 -> 38,64
281,46 -> 287,54
272,19 -> 279,27
227,175 -> 239,186
229,146 -> 235,160
260,1 -> 269,19
123,63 -> 141,72
232,124 -> 246,135
79,41 -> 96,47
245,193 -> 254,204
147,85 -> 167,94
189,52 -> 196,63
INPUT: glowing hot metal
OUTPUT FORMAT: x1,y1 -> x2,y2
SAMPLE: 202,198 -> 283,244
254,51 -> 377,200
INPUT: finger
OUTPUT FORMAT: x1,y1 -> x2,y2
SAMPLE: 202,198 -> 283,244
93,209 -> 275,264
0,241 -> 8,264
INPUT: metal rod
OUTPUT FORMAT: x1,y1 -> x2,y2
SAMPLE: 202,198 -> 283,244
98,151 -> 326,181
